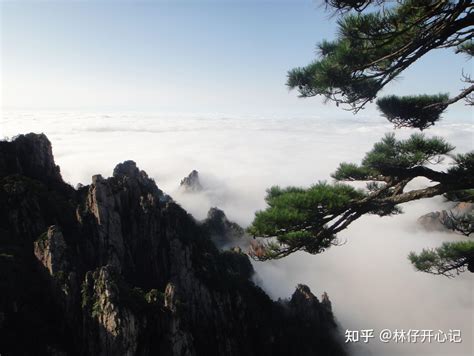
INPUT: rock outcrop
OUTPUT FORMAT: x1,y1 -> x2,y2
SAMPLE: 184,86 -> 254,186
34,226 -> 69,276
201,207 -> 246,248
418,202 -> 473,232
0,134 -> 346,356
179,170 -> 203,192
0,133 -> 62,185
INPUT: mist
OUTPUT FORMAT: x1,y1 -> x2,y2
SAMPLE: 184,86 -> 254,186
1,110 -> 472,355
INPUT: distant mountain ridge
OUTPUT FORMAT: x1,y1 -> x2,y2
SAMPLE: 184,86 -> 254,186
0,133 -> 346,356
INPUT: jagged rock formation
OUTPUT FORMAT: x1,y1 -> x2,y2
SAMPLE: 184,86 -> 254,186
0,134 -> 346,356
418,202 -> 473,233
0,133 -> 62,185
179,170 -> 203,192
201,207 -> 246,248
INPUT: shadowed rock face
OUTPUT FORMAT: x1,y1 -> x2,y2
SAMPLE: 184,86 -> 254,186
0,133 -> 346,356
201,207 -> 246,248
0,133 -> 62,185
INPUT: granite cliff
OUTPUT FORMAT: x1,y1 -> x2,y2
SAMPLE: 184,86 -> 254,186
0,133 -> 346,356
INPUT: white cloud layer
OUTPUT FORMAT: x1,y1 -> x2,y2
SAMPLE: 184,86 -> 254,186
1,111 -> 473,355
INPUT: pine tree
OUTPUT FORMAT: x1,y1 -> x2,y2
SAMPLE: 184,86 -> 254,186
249,1 -> 474,276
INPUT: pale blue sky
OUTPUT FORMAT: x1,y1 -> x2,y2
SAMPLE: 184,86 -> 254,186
1,0 -> 472,121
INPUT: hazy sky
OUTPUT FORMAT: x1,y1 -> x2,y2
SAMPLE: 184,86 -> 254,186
1,0 -> 473,120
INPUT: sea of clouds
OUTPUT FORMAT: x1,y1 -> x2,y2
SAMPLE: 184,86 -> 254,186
1,111 -> 473,355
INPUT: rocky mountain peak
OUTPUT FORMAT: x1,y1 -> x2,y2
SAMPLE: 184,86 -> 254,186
206,206 -> 226,221
291,284 -> 319,306
113,160 -> 158,190
289,284 -> 332,322
201,207 -> 245,248
0,133 -> 346,356
0,133 -> 62,185
113,160 -> 141,179
321,291 -> 332,311
179,169 -> 202,192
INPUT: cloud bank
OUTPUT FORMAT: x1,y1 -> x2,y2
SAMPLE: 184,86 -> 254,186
1,111 -> 472,355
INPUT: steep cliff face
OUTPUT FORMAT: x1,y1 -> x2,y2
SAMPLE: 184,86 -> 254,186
0,133 -> 63,186
0,134 -> 346,356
